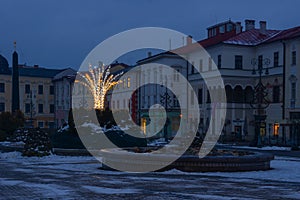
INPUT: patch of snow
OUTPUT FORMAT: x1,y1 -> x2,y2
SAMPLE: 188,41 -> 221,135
220,144 -> 291,151
81,122 -> 103,134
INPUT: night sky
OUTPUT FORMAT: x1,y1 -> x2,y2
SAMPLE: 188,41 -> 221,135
0,0 -> 299,69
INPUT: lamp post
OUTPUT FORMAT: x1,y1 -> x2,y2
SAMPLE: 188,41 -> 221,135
250,57 -> 270,147
160,77 -> 172,142
27,90 -> 36,128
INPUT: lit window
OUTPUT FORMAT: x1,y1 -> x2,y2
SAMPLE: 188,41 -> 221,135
127,77 -> 131,88
273,123 -> 280,136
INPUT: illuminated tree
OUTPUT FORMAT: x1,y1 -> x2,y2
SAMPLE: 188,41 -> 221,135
76,63 -> 122,110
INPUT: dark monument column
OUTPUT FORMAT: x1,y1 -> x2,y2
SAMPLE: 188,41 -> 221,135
11,44 -> 20,113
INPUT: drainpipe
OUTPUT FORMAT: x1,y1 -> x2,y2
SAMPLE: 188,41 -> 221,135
281,40 -> 286,144
282,40 -> 286,120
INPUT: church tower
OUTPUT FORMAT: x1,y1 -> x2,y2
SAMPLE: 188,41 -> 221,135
11,42 -> 20,113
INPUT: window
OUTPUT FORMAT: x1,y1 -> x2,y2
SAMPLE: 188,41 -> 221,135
38,121 -> 44,128
219,25 -> 225,33
48,122 -> 55,129
191,61 -> 195,74
273,86 -> 280,103
274,52 -> 279,67
226,24 -> 233,32
292,51 -> 296,65
199,59 -> 203,72
38,104 -> 44,113
291,82 -> 296,108
50,85 -> 54,95
0,102 -> 5,112
291,82 -> 296,100
190,90 -> 194,105
25,84 -> 30,94
198,88 -> 203,104
50,104 -> 54,113
258,55 -> 263,68
0,83 -> 4,93
208,58 -> 212,71
206,90 -> 211,103
127,77 -> 131,88
235,55 -> 243,69
217,55 -> 222,69
38,85 -> 43,94
25,103 -> 30,113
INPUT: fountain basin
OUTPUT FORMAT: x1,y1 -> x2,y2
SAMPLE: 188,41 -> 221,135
100,147 -> 274,172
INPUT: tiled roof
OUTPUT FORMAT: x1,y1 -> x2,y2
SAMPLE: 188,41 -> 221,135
174,31 -> 237,54
53,68 -> 77,81
223,29 -> 280,46
265,26 -> 300,43
18,66 -> 64,78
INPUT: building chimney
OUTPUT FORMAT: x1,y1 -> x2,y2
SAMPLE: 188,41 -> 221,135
186,35 -> 192,46
147,52 -> 152,57
259,21 -> 267,35
245,19 -> 255,31
236,22 -> 242,34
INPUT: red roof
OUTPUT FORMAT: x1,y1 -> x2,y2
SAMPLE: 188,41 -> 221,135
223,29 -> 280,46
173,30 -> 237,54
265,26 -> 300,43
166,24 -> 300,56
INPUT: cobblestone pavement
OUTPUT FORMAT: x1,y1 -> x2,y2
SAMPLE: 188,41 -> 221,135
0,155 -> 299,200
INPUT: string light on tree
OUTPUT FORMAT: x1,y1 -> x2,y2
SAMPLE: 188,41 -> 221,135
76,62 -> 122,110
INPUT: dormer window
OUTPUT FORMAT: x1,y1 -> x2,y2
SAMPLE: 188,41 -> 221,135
220,25 -> 225,33
227,24 -> 233,32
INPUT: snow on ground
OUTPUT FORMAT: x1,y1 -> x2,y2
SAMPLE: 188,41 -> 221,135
159,156 -> 300,183
219,144 -> 292,151
1,151 -> 300,184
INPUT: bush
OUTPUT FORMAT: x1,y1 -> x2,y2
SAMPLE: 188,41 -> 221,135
51,130 -> 85,149
21,128 -> 52,157
0,110 -> 25,137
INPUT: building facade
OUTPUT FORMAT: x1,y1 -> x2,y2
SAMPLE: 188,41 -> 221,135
0,51 -> 66,128
134,19 -> 300,145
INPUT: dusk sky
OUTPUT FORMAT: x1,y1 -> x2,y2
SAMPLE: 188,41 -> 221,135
0,0 -> 299,69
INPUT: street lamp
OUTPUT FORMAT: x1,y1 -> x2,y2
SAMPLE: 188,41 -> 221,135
27,90 -> 36,128
160,77 -> 172,142
250,57 -> 270,147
